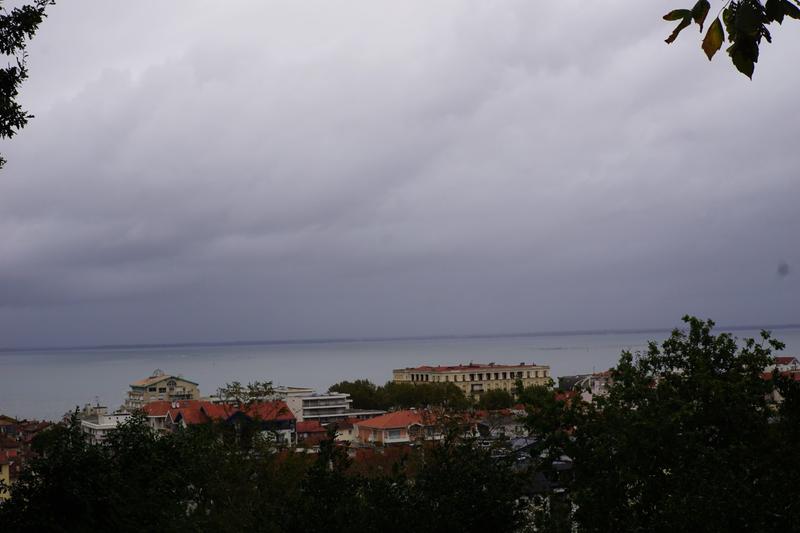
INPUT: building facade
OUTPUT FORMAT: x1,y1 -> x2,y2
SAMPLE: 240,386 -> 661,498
392,362 -> 551,399
354,410 -> 434,446
277,387 -> 384,423
80,408 -> 131,445
125,369 -> 200,410
0,450 -> 13,500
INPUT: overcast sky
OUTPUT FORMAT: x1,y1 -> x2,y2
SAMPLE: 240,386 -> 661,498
1,0 -> 798,348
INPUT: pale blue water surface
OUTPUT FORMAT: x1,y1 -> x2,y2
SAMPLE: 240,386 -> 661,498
2,327 -> 799,420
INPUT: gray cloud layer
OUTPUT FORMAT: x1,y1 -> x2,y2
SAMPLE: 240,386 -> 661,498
1,0 -> 798,346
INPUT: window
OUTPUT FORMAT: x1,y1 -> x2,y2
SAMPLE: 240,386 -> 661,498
148,387 -> 157,392
158,387 -> 166,393
388,429 -> 402,439
495,372 -> 499,380
469,374 -> 475,381
502,372 -> 507,379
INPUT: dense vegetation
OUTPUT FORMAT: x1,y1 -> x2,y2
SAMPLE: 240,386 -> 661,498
3,317 -> 798,532
328,379 -> 472,410
0,415 -> 524,533
529,317 -> 800,531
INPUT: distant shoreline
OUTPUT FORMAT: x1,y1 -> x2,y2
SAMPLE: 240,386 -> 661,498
3,323 -> 799,354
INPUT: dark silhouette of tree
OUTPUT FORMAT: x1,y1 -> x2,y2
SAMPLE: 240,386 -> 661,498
0,0 -> 54,168
528,316 -> 800,531
329,379 -> 472,410
0,409 -> 524,532
664,0 -> 799,77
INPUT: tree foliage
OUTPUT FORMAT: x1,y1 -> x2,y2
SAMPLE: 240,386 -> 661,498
0,412 -> 524,533
664,0 -> 799,77
530,316 -> 800,531
0,0 -> 54,168
216,380 -> 275,406
329,379 -> 472,410
477,388 -> 515,410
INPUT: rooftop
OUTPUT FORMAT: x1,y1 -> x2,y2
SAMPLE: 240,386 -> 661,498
396,362 -> 545,372
130,369 -> 198,388
355,410 -> 425,430
296,420 -> 327,434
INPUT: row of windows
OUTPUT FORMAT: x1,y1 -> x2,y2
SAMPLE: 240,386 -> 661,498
409,369 -> 548,383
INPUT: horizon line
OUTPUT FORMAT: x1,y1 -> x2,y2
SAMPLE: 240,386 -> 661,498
2,322 -> 799,354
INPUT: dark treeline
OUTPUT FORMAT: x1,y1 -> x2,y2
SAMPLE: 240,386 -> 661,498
328,379 -> 473,410
328,379 -> 523,411
0,415 -> 524,533
2,317 -> 799,532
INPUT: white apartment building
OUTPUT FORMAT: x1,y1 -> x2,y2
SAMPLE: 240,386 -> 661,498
275,387 -> 383,423
80,407 -> 131,445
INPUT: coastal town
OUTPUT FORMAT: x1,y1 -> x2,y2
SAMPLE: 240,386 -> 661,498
3,355 -> 799,501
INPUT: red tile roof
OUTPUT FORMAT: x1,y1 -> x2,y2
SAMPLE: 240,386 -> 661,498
167,401 -> 295,426
0,436 -> 19,449
761,370 -> 800,381
171,405 -> 210,425
244,401 -> 295,422
142,400 -> 200,417
356,410 -> 424,430
296,420 -> 327,434
329,417 -> 362,430
775,356 -> 799,365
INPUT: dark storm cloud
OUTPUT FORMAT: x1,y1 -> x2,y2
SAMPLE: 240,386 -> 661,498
1,0 -> 798,346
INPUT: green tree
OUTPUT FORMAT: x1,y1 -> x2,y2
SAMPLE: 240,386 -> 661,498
329,379 -> 472,410
1,0 -> 54,168
216,380 -> 275,405
663,0 -> 799,78
477,388 -> 514,410
546,316 -> 800,532
329,379 -> 381,409
409,434 -> 525,532
0,407 -> 524,532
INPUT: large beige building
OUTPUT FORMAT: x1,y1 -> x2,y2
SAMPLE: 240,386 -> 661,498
393,362 -> 551,399
125,369 -> 200,410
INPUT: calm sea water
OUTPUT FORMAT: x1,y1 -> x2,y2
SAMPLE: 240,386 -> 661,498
2,327 -> 799,420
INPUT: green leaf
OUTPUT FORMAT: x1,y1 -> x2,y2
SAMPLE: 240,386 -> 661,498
666,16 -> 693,43
765,0 -> 785,22
784,0 -> 800,19
735,1 -> 763,37
727,38 -> 758,78
722,6 -> 735,34
692,0 -> 711,30
664,9 -> 692,20
702,18 -> 725,59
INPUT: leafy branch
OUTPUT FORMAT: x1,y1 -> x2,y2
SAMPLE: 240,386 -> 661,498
664,0 -> 799,78
0,0 -> 55,168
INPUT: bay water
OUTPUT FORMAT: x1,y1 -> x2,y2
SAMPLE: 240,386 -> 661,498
2,327 -> 799,420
